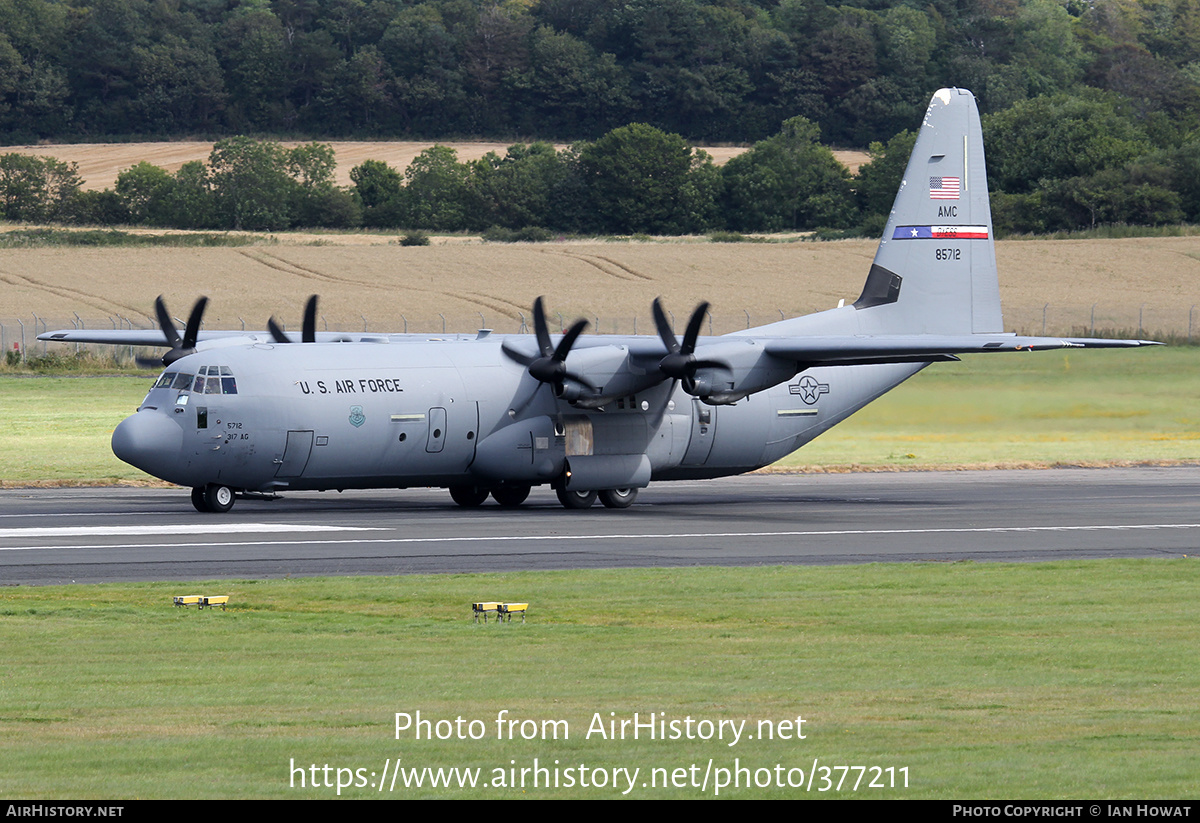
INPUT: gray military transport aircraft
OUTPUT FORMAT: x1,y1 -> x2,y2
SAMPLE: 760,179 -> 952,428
40,88 -> 1158,512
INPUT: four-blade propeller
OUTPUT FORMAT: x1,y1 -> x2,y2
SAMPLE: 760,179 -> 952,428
267,295 -> 319,344
142,295 -> 209,367
501,296 -> 595,398
651,297 -> 726,393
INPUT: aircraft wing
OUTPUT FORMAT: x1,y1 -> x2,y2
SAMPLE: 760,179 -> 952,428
610,331 -> 1158,365
36,329 -> 269,346
755,334 -> 1161,367
35,329 -> 407,346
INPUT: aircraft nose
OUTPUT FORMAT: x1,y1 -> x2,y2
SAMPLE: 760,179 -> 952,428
112,411 -> 184,481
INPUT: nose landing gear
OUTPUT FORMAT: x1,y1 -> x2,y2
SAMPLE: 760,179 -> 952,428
191,484 -> 236,513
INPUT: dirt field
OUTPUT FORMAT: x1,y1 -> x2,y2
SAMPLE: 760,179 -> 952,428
4,141 -> 870,190
2,236 -> 1197,338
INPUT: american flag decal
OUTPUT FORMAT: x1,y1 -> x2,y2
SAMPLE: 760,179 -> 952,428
929,176 -> 960,200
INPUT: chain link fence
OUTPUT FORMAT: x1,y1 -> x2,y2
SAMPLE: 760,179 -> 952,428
5,303 -> 1197,364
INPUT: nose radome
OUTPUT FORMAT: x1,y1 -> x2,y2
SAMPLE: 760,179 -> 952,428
112,411 -> 184,482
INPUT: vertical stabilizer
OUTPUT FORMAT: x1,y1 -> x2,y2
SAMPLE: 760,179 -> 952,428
855,88 -> 1002,335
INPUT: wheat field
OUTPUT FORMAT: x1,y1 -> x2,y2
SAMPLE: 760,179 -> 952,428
1,235 -> 1198,338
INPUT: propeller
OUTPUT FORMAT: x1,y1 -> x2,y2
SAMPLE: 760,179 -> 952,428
139,295 -> 208,368
501,297 -> 595,408
267,295 -> 319,344
651,298 -> 726,394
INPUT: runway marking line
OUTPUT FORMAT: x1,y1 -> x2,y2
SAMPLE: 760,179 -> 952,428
2,522 -> 1198,552
0,523 -> 381,539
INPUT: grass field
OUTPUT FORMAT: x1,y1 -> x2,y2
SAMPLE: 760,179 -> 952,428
2,340 -> 1197,799
2,347 -> 1196,487
0,560 -> 1196,798
783,346 -> 1200,469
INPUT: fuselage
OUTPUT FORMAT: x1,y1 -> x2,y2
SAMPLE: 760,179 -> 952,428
112,335 -> 924,494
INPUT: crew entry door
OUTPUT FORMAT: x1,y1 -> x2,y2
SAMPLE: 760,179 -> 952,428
276,430 -> 314,477
426,408 -> 446,453
681,399 -> 716,465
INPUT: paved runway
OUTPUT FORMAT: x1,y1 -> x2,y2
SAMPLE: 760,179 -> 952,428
1,467 -> 1196,585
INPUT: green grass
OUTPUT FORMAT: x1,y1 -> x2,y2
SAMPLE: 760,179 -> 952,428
783,347 -> 1200,469
2,348 -> 1196,485
0,375 -> 155,484
3,354 -> 1197,797
0,561 -> 1196,798
0,228 -> 269,247
1002,223 -> 1200,240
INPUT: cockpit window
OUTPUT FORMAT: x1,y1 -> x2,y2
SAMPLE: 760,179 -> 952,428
156,371 -> 198,390
158,365 -> 235,395
184,365 -> 238,394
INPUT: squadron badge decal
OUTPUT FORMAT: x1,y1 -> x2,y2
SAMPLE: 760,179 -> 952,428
349,406 -> 366,428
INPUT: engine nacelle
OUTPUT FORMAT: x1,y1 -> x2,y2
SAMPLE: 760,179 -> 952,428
472,416 -> 564,482
681,340 -> 796,405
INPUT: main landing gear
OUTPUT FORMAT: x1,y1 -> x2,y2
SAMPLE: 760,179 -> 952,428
557,488 -> 639,509
447,484 -> 639,509
191,483 -> 236,513
446,484 -> 535,508
447,483 -> 534,508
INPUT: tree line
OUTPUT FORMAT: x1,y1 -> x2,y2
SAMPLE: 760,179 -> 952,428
0,119 -> 855,234
2,0 -> 1200,149
7,89 -> 1200,237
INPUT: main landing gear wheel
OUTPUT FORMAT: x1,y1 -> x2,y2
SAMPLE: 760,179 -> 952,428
599,488 -> 638,509
449,485 -> 489,507
192,484 -> 235,513
556,488 -> 597,509
491,485 -> 531,507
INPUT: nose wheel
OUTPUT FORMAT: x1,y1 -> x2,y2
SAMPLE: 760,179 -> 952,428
192,484 -> 236,513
